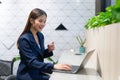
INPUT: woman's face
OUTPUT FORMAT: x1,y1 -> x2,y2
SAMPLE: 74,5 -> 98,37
31,15 -> 47,32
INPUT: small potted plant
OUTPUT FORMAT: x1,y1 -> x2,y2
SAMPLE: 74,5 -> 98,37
76,35 -> 86,54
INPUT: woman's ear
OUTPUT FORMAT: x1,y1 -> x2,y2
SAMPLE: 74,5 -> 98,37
30,18 -> 34,24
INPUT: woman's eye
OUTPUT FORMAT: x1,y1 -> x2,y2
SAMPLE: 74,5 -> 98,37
39,20 -> 42,22
44,21 -> 46,23
39,20 -> 46,24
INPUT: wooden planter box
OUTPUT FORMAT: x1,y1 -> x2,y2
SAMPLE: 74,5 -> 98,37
86,23 -> 120,80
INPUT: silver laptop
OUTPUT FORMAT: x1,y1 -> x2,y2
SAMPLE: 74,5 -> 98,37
53,49 -> 95,74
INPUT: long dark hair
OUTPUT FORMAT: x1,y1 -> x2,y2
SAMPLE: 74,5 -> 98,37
17,8 -> 47,45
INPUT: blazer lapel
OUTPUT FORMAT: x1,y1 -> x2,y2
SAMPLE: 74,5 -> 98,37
28,31 -> 44,57
37,32 -> 46,54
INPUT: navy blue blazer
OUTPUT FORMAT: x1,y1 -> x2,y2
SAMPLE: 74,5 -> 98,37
16,31 -> 54,80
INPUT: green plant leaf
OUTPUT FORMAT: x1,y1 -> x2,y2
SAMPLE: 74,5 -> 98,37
76,35 -> 86,46
12,55 -> 20,62
47,57 -> 58,64
84,5 -> 120,29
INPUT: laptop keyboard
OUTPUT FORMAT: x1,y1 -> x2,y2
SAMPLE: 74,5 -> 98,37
53,65 -> 80,74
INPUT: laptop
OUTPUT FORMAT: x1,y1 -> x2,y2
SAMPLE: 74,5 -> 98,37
53,49 -> 95,74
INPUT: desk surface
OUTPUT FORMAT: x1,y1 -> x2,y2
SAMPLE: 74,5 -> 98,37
50,51 -> 101,80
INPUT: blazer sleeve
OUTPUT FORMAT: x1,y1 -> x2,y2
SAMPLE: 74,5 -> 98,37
18,38 -> 54,73
40,33 -> 53,58
43,49 -> 53,58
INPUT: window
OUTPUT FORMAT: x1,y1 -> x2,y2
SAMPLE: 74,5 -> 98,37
95,0 -> 111,15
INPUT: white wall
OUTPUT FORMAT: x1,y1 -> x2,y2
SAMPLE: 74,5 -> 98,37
0,0 -> 95,60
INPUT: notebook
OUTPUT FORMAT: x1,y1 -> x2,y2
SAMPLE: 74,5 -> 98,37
53,49 -> 95,74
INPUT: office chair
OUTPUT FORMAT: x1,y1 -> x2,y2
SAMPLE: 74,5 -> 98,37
0,56 -> 20,80
0,59 -> 13,80
4,75 -> 16,80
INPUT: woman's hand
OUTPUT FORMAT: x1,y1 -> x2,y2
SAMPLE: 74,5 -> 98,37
47,42 -> 55,52
54,64 -> 72,71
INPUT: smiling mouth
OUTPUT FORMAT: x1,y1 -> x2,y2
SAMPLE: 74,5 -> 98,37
39,26 -> 43,30
39,26 -> 41,28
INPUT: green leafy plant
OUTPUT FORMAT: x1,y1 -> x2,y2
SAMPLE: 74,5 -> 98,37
112,0 -> 120,23
85,0 -> 120,29
46,57 -> 58,64
76,35 -> 86,47
12,55 -> 21,62
13,55 -> 58,64
85,6 -> 112,29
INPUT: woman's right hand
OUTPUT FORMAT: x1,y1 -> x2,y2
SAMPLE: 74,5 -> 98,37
54,64 -> 72,71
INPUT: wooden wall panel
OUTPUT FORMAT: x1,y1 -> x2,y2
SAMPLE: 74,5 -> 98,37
86,23 -> 120,80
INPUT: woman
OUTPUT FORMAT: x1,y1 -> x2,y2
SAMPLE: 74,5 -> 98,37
16,8 -> 71,80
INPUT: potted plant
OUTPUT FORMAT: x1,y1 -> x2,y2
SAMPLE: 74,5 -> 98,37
76,35 -> 86,54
